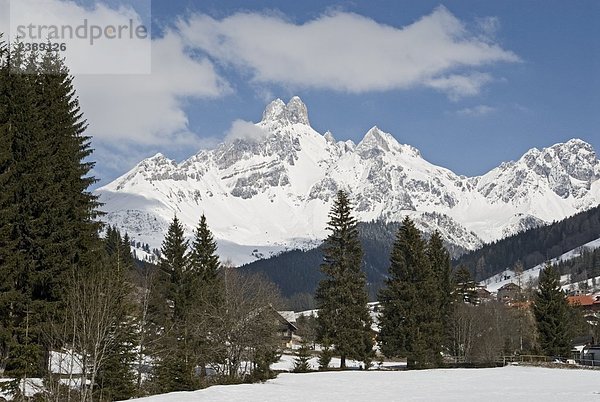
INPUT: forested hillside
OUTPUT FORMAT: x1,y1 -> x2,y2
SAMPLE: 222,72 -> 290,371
554,246 -> 600,285
240,221 -> 401,303
243,205 -> 600,303
455,204 -> 600,280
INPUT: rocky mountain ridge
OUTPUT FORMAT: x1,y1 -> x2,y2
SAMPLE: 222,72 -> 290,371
96,97 -> 600,265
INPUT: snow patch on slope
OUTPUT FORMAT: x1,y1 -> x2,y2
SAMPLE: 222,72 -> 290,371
96,97 -> 600,265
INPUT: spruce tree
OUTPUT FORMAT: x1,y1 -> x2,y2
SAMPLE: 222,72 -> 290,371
426,231 -> 452,363
95,227 -> 137,401
186,214 -> 223,378
454,265 -> 479,305
149,215 -> 194,392
293,339 -> 312,372
534,264 -> 572,357
315,190 -> 373,369
188,214 -> 221,284
1,44 -> 104,378
0,34 -> 17,376
378,217 -> 438,368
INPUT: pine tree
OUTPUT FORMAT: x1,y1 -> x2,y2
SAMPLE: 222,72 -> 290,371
149,215 -> 194,392
426,231 -> 452,363
315,190 -> 373,369
293,339 -> 312,373
0,44 -> 46,378
188,214 -> 221,285
534,264 -> 572,357
0,34 -> 18,377
454,265 -> 479,305
378,217 -> 439,368
0,44 -> 102,379
186,214 -> 223,378
95,227 -> 137,401
158,215 -> 189,321
318,343 -> 333,370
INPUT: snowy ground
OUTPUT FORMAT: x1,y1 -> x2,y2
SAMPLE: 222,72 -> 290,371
483,237 -> 600,292
271,353 -> 405,371
130,365 -> 600,402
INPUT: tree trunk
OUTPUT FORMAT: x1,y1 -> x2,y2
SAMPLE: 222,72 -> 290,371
340,354 -> 346,369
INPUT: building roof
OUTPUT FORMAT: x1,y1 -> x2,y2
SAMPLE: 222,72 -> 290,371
498,282 -> 521,291
567,295 -> 599,307
278,310 -> 297,324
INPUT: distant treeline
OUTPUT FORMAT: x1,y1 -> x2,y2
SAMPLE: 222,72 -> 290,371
244,205 -> 600,306
240,221 -> 401,304
554,246 -> 600,285
455,204 -> 600,280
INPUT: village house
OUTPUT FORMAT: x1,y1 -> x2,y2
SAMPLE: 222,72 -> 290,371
567,294 -> 600,313
497,283 -> 521,304
476,285 -> 492,302
276,310 -> 299,349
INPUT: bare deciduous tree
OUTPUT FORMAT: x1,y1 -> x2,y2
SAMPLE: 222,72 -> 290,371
192,266 -> 282,382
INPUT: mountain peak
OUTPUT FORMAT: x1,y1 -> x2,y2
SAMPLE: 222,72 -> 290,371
357,126 -> 417,156
324,130 -> 336,144
261,96 -> 310,126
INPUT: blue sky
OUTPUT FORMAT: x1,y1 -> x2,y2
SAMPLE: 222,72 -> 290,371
13,0 -> 599,186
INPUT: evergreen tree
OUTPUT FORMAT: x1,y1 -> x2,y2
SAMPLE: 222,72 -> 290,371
293,339 -> 312,373
378,217 -> 439,368
185,214 -> 223,378
427,231 -> 452,363
454,265 -> 479,305
188,214 -> 221,285
315,190 -> 373,369
95,227 -> 137,401
318,343 -> 333,370
0,44 -> 101,380
149,215 -> 194,392
534,264 -> 572,357
158,215 -> 189,321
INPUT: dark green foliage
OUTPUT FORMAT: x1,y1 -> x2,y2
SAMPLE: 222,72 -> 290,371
242,219 -> 465,301
318,343 -> 333,370
534,264 -> 572,357
95,227 -> 137,401
0,43 -> 101,379
427,231 -> 453,359
315,190 -> 374,369
454,265 -> 479,305
188,214 -> 220,283
160,215 -> 189,321
456,204 -> 600,280
378,217 -> 440,369
295,314 -> 317,347
149,216 -> 195,392
553,247 -> 600,287
185,214 -> 224,380
293,340 -> 312,372
285,292 -> 316,312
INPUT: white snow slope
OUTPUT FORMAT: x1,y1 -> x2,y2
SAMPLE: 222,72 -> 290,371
97,97 -> 600,265
129,366 -> 600,402
483,237 -> 600,292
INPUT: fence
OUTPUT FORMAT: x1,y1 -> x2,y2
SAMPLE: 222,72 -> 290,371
445,355 -> 600,367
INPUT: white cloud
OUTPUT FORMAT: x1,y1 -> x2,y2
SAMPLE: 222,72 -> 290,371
177,6 -> 519,97
476,16 -> 501,41
426,72 -> 493,100
8,0 -> 151,74
75,30 -> 230,147
455,105 -> 496,117
224,119 -> 269,142
0,0 -> 232,178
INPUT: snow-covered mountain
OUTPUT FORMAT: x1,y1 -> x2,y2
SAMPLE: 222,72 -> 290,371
96,97 -> 600,265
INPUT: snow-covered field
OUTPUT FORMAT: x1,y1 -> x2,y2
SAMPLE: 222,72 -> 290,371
130,365 -> 600,401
